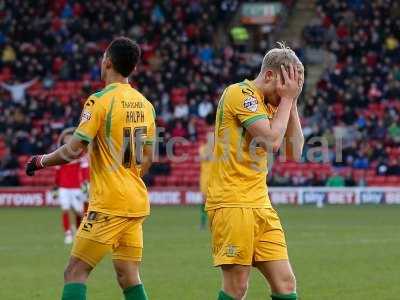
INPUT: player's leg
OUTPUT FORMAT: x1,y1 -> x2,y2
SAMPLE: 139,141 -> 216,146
113,260 -> 147,300
253,208 -> 297,300
112,217 -> 148,300
255,260 -> 297,299
62,237 -> 110,300
62,212 -> 116,299
220,264 -> 251,299
208,208 -> 255,299
59,188 -> 73,244
62,256 -> 92,300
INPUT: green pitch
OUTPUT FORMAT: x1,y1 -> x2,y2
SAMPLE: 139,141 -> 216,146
1,205 -> 399,300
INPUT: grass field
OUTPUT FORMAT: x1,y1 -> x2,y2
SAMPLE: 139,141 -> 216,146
1,205 -> 399,300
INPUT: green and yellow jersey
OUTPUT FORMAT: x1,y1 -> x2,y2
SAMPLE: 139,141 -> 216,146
199,142 -> 213,195
74,82 -> 156,217
206,80 -> 277,210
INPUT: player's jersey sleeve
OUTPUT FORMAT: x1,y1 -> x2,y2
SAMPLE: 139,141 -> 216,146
226,85 -> 267,129
145,104 -> 156,145
74,96 -> 106,143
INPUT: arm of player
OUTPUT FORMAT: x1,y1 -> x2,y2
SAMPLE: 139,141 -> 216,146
25,137 -> 87,176
284,104 -> 304,161
246,99 -> 292,152
44,137 -> 87,167
246,65 -> 299,152
140,144 -> 154,177
284,67 -> 304,161
26,95 -> 103,176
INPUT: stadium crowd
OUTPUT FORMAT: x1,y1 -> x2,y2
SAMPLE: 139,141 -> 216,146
269,0 -> 400,187
0,0 -> 254,185
0,0 -> 399,187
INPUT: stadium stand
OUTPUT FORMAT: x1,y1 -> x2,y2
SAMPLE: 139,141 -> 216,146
288,0 -> 400,187
0,0 -> 399,187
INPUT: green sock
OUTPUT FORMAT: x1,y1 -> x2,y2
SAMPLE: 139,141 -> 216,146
271,292 -> 297,300
124,284 -> 148,300
62,283 -> 86,300
200,204 -> 207,228
218,290 -> 235,300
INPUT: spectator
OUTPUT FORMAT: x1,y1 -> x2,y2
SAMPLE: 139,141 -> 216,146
388,120 -> 400,143
198,44 -> 214,64
0,78 -> 37,103
198,98 -> 214,118
371,119 -> 386,140
188,99 -> 198,116
314,173 -> 328,187
326,171 -> 345,187
376,158 -> 389,176
292,172 -> 308,187
0,149 -> 19,186
387,158 -> 400,175
174,102 -> 189,120
270,171 -> 292,186
2,45 -> 16,63
171,120 -> 187,139
353,150 -> 369,169
344,173 -> 356,187
230,26 -> 250,46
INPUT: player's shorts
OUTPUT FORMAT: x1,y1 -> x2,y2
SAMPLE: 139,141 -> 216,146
207,207 -> 288,266
59,188 -> 83,213
71,211 -> 145,267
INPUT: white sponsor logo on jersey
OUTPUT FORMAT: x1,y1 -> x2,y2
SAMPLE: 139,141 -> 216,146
80,110 -> 92,123
243,97 -> 258,112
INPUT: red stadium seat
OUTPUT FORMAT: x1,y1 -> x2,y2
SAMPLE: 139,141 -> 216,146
154,176 -> 167,186
386,176 -> 400,185
367,176 -> 385,186
366,169 -> 375,176
353,169 -> 366,178
338,167 -> 352,176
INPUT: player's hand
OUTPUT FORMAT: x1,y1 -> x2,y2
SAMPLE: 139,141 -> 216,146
25,155 -> 46,176
277,64 -> 300,101
294,69 -> 304,104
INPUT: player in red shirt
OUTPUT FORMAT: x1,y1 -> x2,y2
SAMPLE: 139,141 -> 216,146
55,132 -> 84,244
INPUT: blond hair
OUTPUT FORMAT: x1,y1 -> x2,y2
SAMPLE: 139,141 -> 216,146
261,42 -> 303,74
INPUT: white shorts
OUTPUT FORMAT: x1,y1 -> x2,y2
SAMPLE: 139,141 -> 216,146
59,188 -> 83,213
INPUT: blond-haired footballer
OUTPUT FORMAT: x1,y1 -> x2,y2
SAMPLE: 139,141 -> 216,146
26,37 -> 155,300
206,43 -> 304,300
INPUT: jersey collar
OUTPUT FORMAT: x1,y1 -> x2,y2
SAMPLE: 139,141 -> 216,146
244,79 -> 264,102
106,82 -> 130,88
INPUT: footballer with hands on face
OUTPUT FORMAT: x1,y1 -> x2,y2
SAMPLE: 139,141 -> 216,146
206,42 -> 304,300
26,37 -> 156,300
